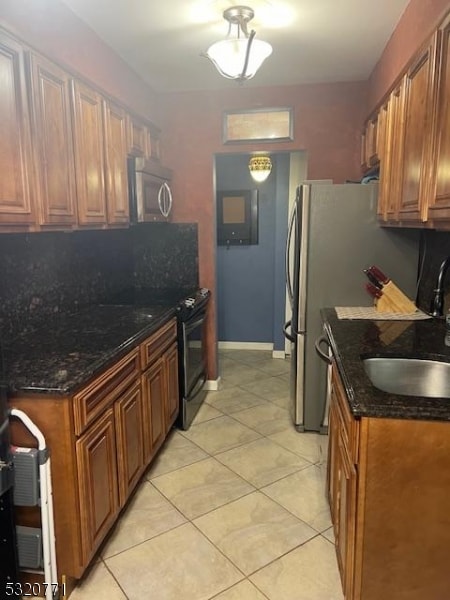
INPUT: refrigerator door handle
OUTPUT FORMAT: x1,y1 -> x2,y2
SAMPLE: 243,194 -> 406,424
285,200 -> 297,309
283,320 -> 295,343
297,185 -> 309,333
314,334 -> 332,365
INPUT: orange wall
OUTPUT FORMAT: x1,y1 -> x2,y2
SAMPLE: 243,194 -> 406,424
0,0 -> 160,122
160,82 -> 367,376
367,0 -> 450,112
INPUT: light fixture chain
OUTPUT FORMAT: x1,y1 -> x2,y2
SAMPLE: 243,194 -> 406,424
240,30 -> 255,81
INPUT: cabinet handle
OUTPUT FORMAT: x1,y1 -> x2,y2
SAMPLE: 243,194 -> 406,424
164,182 -> 173,217
315,334 -> 332,364
158,182 -> 172,218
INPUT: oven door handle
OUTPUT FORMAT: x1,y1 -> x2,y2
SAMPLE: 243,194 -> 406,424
183,315 -> 206,336
188,371 -> 207,400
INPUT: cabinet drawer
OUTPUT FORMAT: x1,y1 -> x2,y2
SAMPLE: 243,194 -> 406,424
74,349 -> 140,436
332,366 -> 359,464
140,318 -> 177,370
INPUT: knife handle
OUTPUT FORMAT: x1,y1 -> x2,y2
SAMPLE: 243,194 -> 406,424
369,265 -> 389,284
366,282 -> 383,299
364,269 -> 383,289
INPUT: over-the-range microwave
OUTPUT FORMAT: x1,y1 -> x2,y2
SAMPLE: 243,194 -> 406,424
128,156 -> 173,224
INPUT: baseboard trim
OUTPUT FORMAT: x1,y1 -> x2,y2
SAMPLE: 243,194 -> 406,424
218,341 -> 273,351
204,377 -> 221,391
272,350 -> 286,359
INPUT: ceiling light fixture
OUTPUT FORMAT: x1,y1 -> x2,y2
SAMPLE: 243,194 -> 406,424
204,6 -> 272,83
249,155 -> 272,182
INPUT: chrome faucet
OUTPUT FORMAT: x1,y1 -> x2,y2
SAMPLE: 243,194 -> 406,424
430,256 -> 450,317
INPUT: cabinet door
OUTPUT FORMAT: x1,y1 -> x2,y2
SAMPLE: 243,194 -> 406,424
142,356 -> 166,464
115,382 -> 144,507
71,80 -> 107,225
398,36 -> 438,223
165,343 -> 179,432
327,400 -> 340,525
428,17 -> 450,221
76,408 -> 119,563
127,115 -> 148,157
376,101 -> 390,220
336,430 -> 358,600
103,100 -> 129,225
385,80 -> 406,221
0,32 -> 34,226
365,116 -> 379,168
27,53 -> 77,226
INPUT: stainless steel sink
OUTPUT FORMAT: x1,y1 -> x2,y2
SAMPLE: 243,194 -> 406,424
362,357 -> 450,398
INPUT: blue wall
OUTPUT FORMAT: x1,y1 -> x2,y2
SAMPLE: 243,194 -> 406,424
216,153 -> 289,347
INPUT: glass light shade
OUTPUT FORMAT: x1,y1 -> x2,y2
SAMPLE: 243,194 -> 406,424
249,156 -> 272,182
206,37 -> 272,80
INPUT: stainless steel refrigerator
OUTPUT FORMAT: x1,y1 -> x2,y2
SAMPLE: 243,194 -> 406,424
284,183 -> 420,432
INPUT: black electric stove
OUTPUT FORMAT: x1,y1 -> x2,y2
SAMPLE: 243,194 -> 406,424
104,287 -> 210,318
102,287 -> 211,429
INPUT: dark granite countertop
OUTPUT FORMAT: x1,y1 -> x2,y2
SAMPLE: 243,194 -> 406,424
4,304 -> 176,396
322,308 -> 450,422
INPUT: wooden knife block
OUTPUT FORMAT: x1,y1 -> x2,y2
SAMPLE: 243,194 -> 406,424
375,280 -> 417,313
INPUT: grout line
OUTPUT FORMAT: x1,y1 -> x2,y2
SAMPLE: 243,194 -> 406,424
100,558 -> 131,599
77,352 -> 333,598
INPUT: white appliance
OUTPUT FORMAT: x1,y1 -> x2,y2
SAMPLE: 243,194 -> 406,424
284,183 -> 420,432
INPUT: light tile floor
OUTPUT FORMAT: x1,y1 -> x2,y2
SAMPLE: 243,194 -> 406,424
70,349 -> 344,600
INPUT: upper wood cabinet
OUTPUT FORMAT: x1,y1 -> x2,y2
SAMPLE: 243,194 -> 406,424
127,114 -> 162,162
364,116 -> 379,169
375,100 -> 390,219
381,78 -> 405,221
428,16 -> 450,223
127,114 -> 148,157
27,53 -> 77,227
71,79 -> 107,225
0,32 -> 35,227
0,28 -> 166,233
397,35 -> 438,223
103,99 -> 129,225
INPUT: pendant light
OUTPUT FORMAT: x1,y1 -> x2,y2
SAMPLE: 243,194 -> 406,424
204,6 -> 272,83
249,155 -> 272,182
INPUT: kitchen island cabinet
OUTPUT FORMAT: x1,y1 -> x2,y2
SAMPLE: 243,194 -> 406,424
7,310 -> 178,591
323,310 -> 450,600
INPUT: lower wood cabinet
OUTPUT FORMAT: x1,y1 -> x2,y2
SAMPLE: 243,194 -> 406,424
142,334 -> 180,463
9,318 -> 179,589
327,367 -> 358,600
142,355 -> 166,462
328,361 -> 450,600
115,381 -> 144,507
76,407 -> 119,565
165,343 -> 179,431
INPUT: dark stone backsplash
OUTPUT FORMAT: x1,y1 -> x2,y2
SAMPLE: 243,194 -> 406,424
131,222 -> 198,290
0,223 -> 198,341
